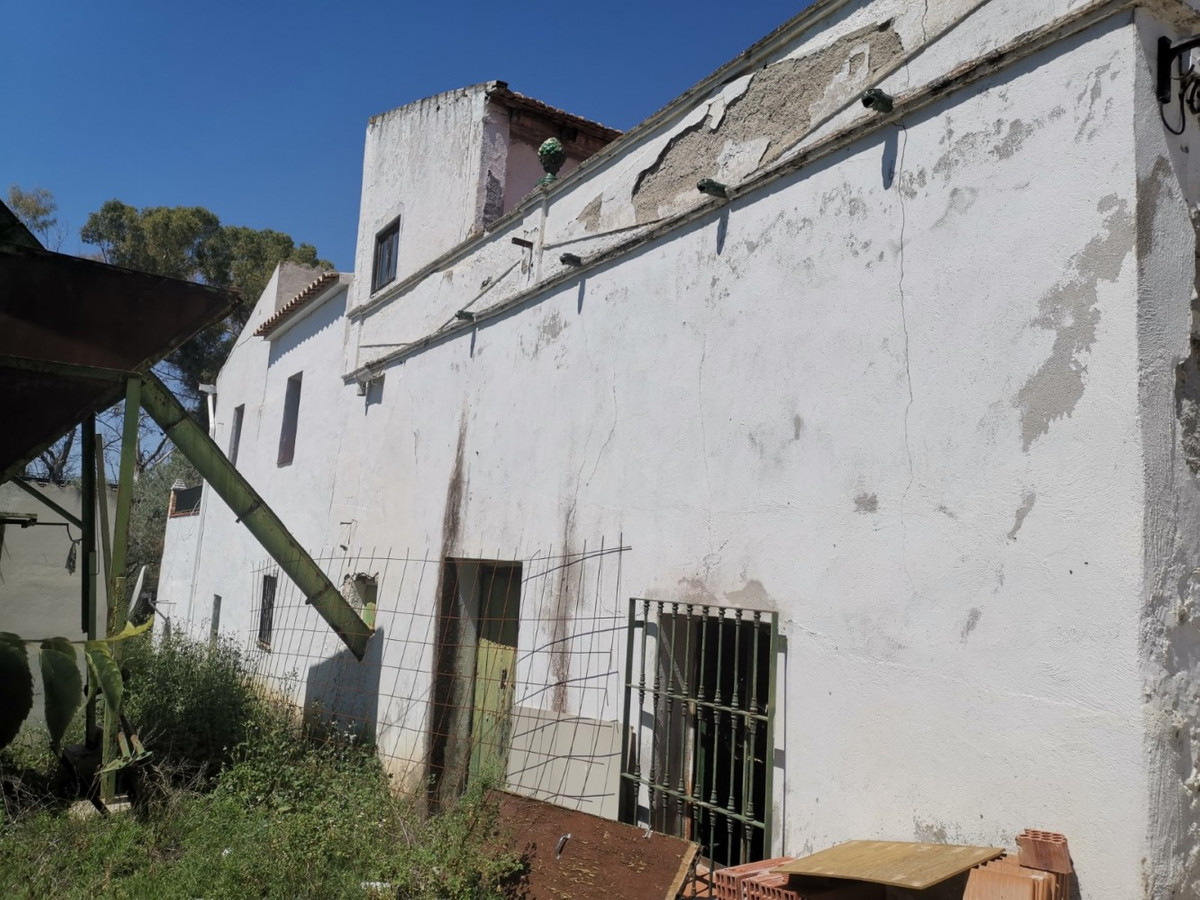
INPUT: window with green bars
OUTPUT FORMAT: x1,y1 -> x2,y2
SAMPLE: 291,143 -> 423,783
621,599 -> 778,869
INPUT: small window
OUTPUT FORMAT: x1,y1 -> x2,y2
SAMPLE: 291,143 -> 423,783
168,482 -> 202,517
228,404 -> 245,466
342,573 -> 378,630
277,373 -> 302,467
210,595 -> 222,642
372,218 -> 400,292
258,575 -> 277,648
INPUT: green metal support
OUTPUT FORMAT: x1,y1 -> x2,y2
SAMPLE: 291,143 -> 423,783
10,477 -> 83,528
108,378 -> 140,636
101,382 -> 142,801
80,416 -> 98,744
94,436 -> 112,591
137,371 -> 371,660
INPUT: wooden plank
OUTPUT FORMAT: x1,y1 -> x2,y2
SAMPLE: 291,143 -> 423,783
497,790 -> 698,899
773,841 -> 1005,889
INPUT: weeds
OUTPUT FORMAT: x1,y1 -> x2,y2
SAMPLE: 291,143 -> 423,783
0,635 -> 524,899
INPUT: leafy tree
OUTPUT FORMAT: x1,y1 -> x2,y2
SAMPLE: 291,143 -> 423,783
80,199 -> 333,403
6,184 -> 66,250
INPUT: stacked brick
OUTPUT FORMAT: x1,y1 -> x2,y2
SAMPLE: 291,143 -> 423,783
963,831 -> 1073,900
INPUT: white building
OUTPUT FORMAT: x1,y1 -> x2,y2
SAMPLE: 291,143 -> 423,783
159,1 -> 1200,895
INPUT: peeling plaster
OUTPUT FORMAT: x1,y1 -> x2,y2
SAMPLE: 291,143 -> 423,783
1014,196 -> 1133,450
631,21 -> 903,223
1007,491 -> 1036,540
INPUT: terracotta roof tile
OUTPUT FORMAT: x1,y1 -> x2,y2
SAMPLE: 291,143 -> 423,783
254,270 -> 342,338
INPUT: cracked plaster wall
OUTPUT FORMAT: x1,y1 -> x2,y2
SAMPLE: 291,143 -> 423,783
334,18 -> 1149,896
1135,10 -> 1200,898
157,2 -> 1200,896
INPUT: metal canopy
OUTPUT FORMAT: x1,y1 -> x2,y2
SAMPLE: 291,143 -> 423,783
0,241 -> 232,483
0,207 -> 371,662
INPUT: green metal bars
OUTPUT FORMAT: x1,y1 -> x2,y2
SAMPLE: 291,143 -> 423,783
621,598 -> 779,868
137,372 -> 372,660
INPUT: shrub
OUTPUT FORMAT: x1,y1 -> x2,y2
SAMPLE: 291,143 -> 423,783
122,634 -> 261,783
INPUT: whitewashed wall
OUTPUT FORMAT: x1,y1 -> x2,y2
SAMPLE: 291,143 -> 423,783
158,0 -> 1200,895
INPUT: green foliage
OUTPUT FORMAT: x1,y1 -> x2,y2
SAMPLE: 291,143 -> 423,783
83,641 -> 123,721
80,199 -> 333,398
37,639 -> 81,752
126,449 -> 198,595
0,620 -> 153,755
0,635 -> 525,899
0,635 -> 32,752
6,185 -> 63,249
121,634 -> 260,784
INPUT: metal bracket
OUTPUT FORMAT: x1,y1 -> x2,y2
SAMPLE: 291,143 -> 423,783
1157,35 -> 1200,104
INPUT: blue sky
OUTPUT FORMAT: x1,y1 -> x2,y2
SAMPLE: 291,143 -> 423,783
3,1 -> 812,271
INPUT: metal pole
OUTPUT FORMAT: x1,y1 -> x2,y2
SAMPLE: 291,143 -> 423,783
10,477 -> 82,527
80,417 -> 98,745
101,381 -> 141,802
763,613 -> 779,857
108,378 -> 141,636
619,597 -> 637,823
137,371 -> 370,659
94,435 -> 112,595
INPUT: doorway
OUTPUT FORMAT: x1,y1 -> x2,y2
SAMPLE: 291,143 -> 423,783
429,559 -> 522,808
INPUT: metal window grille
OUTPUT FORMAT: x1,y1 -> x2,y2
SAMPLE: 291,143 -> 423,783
621,599 -> 778,869
258,574 -> 277,648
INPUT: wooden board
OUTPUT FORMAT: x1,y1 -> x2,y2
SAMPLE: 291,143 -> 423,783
773,841 -> 1005,889
496,790 -> 698,899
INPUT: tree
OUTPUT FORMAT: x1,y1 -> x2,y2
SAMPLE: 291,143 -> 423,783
81,200 -> 333,404
7,184 -> 66,250
79,200 -> 332,594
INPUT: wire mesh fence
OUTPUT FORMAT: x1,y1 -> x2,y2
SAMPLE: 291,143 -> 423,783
240,540 -> 630,815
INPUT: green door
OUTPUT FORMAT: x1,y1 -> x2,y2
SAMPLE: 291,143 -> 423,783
469,636 -> 516,781
468,564 -> 521,784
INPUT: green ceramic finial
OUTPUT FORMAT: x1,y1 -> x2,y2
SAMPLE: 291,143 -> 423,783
537,137 -> 567,186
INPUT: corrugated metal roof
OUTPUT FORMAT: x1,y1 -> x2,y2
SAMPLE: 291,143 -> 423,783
0,211 -> 235,483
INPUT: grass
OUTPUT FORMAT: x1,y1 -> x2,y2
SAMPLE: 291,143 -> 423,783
0,635 -> 524,899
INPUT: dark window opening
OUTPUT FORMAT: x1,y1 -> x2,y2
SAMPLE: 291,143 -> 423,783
258,574 -> 277,648
229,404 -> 245,466
343,572 -> 378,630
277,373 -> 302,466
168,483 -> 202,517
621,601 -> 776,870
211,595 -> 222,642
372,218 -> 400,292
428,558 -> 522,811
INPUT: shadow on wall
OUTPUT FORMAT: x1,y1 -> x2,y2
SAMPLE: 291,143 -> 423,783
303,627 -> 385,742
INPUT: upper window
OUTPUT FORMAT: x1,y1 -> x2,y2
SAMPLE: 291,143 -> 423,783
277,373 -> 302,467
372,218 -> 400,293
228,404 -> 245,467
